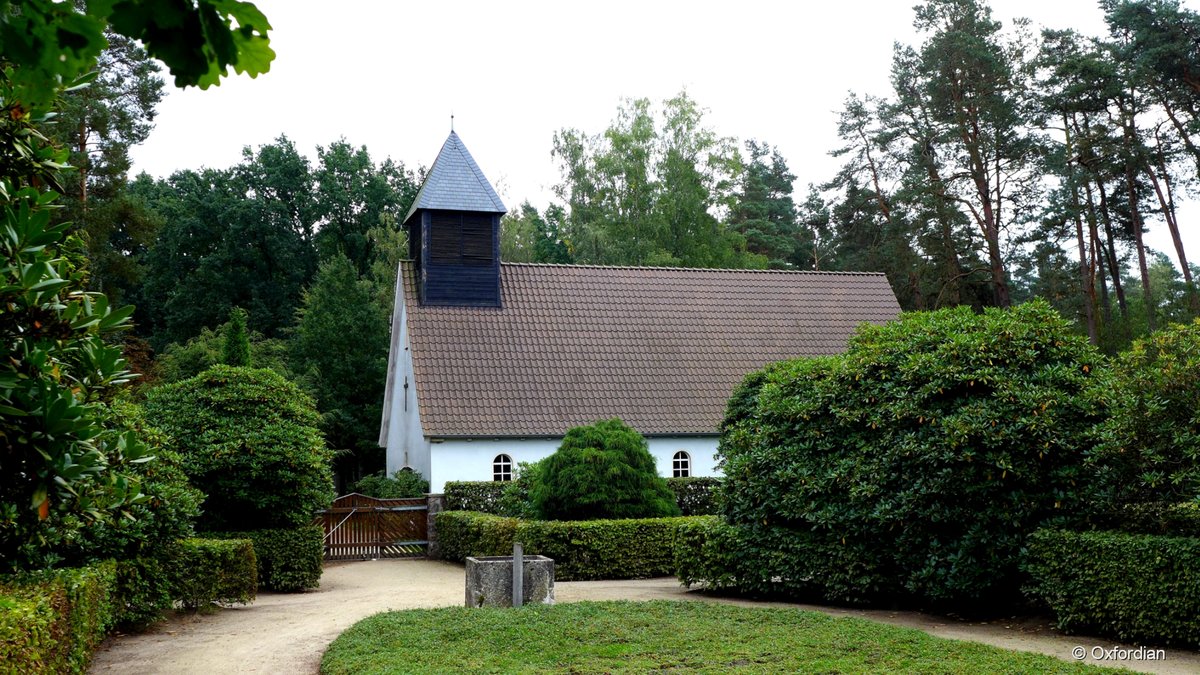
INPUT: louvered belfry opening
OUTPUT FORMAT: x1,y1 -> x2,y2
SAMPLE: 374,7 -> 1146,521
402,131 -> 506,308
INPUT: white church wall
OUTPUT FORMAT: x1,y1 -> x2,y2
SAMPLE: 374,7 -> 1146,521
428,435 -> 721,493
380,284 -> 432,482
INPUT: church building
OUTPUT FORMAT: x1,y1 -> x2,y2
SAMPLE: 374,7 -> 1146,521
379,131 -> 901,492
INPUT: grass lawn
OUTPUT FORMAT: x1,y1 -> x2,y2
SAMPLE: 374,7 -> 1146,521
320,600 -> 1114,674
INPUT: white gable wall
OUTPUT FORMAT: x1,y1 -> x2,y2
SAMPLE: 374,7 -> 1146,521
428,436 -> 720,494
380,275 -> 432,481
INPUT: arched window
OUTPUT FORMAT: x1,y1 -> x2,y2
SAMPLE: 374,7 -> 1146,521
493,454 -> 513,482
672,451 -> 691,478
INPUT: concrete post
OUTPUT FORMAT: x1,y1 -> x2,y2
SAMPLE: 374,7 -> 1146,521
425,493 -> 446,559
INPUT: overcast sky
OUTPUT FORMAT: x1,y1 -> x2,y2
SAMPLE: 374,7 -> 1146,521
129,0 -> 1192,264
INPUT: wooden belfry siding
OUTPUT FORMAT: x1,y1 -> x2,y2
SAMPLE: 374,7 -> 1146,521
420,209 -> 501,307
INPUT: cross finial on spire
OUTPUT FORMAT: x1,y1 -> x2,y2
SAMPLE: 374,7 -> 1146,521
451,113 -> 455,132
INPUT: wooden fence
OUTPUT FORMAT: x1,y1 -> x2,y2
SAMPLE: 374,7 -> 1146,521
315,493 -> 428,561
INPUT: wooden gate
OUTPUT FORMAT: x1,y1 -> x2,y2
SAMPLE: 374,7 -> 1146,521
316,493 -> 428,560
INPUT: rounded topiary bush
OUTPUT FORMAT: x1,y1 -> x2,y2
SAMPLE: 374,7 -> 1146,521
720,300 -> 1104,607
530,418 -> 681,521
143,365 -> 335,531
1091,318 -> 1200,508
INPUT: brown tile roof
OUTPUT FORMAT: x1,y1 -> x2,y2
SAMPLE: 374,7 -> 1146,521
402,262 -> 900,437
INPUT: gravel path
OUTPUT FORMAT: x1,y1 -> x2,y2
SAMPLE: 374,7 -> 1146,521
89,559 -> 1200,674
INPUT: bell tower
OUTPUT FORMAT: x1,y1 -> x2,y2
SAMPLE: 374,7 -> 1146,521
402,131 -> 506,307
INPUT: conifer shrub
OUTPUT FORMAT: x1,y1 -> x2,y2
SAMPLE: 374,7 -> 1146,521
718,301 -> 1103,606
529,419 -> 680,521
143,365 -> 335,531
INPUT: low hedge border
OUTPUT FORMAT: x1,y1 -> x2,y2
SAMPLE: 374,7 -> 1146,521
167,538 -> 257,610
435,511 -> 712,581
210,526 -> 323,592
1025,528 -> 1200,646
0,561 -> 117,673
444,477 -> 724,518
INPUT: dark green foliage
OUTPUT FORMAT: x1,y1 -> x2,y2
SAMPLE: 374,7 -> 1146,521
291,253 -> 390,480
435,511 -> 706,581
530,419 -> 680,521
210,526 -> 323,593
135,158 -> 318,348
728,140 -> 803,269
143,365 -> 335,531
155,321 -> 292,384
222,307 -> 251,367
0,156 -> 153,570
664,477 -> 722,516
69,403 -> 201,564
112,556 -> 173,629
353,470 -> 429,499
1090,318 -> 1200,506
166,538 -> 257,610
1084,502 -> 1200,537
0,562 -> 117,673
1025,529 -> 1200,646
0,0 -> 272,114
719,301 -> 1103,606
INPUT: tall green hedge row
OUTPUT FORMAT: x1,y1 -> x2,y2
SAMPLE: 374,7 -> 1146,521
0,562 -> 117,673
1025,529 -> 1200,646
210,526 -> 323,592
435,511 -> 709,581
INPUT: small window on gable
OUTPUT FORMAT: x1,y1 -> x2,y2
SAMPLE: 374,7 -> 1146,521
672,451 -> 691,478
493,454 -> 513,482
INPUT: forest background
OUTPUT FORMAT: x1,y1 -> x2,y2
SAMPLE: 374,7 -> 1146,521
60,0 -> 1200,485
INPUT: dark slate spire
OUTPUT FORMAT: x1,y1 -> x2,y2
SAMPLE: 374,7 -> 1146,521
403,131 -> 506,225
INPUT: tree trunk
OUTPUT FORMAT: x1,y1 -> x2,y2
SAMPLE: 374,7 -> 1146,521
1064,115 -> 1097,343
1095,180 -> 1129,318
1147,132 -> 1198,315
1124,163 -> 1155,332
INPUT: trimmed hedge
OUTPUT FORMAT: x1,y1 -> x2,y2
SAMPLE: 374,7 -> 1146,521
446,476 -> 723,517
167,538 -> 257,610
666,477 -> 722,516
211,526 -> 323,593
435,512 -> 520,565
444,481 -> 509,513
0,562 -> 117,673
1025,529 -> 1200,646
674,517 -> 745,591
435,511 -> 708,581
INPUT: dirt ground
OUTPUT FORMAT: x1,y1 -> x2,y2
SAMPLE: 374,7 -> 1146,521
89,559 -> 1200,674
